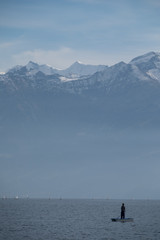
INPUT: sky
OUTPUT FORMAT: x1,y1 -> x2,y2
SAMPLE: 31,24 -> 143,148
0,0 -> 160,72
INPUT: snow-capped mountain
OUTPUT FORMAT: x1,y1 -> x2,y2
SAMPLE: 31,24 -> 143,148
7,61 -> 57,76
6,61 -> 107,79
1,51 -> 160,93
1,51 -> 160,129
26,61 -> 57,75
130,51 -> 160,82
57,61 -> 107,77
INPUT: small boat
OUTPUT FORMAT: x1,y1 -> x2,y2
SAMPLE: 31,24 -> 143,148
111,218 -> 133,222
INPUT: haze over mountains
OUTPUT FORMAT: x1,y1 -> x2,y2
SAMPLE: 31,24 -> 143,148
1,51 -> 160,199
1,51 -> 160,128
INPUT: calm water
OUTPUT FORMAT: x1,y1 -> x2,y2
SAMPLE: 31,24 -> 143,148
0,199 -> 160,240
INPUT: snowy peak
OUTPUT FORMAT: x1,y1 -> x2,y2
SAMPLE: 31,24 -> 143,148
130,52 -> 159,64
4,51 -> 160,85
130,52 -> 160,82
26,61 -> 39,70
58,61 -> 107,77
7,61 -> 107,78
26,61 -> 57,75
7,61 -> 56,76
130,52 -> 160,67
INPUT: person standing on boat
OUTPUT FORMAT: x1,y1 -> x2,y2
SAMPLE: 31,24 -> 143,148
121,203 -> 125,219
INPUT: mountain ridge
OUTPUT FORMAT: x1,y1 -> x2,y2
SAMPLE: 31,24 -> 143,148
1,51 -> 160,129
5,60 -> 107,78
1,51 -> 160,93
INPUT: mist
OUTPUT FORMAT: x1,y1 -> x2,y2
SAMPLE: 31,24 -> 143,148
1,120 -> 160,199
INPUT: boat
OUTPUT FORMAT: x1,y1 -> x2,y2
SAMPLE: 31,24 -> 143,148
111,218 -> 133,222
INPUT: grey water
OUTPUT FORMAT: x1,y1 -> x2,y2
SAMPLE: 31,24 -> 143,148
0,199 -> 160,240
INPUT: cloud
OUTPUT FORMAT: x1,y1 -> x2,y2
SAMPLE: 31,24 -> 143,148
12,47 -> 76,69
0,44 -> 137,72
12,47 -> 134,69
2,41 -> 158,72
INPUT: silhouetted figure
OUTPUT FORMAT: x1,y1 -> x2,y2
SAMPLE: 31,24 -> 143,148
121,203 -> 125,219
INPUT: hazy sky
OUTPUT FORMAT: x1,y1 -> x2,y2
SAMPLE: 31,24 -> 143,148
0,0 -> 160,72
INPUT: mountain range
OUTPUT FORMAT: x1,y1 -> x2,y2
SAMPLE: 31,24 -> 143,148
1,51 -> 160,129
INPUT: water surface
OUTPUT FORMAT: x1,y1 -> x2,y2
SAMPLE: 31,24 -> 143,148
0,199 -> 160,240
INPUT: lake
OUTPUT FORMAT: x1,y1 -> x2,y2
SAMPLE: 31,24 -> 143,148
0,199 -> 160,240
